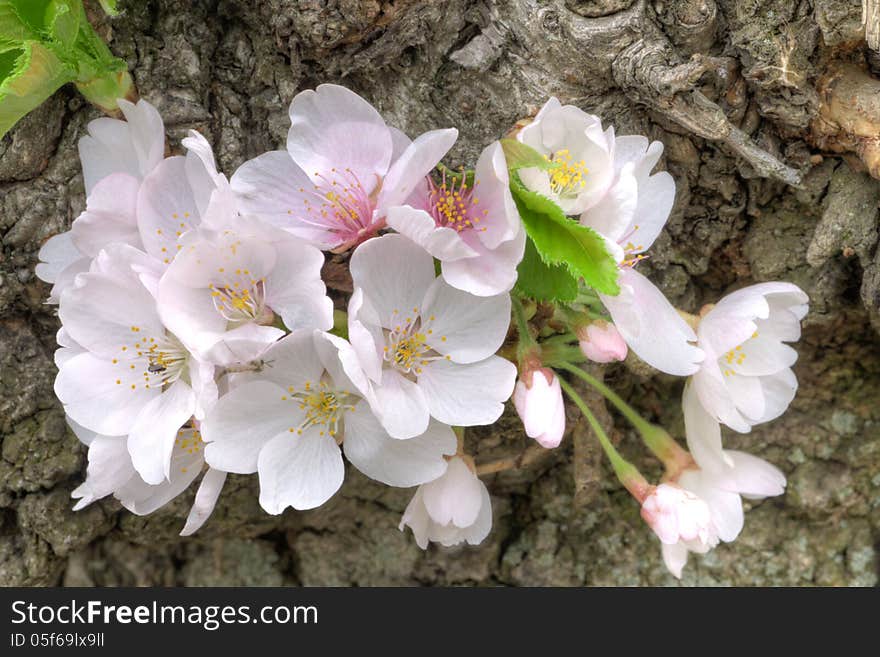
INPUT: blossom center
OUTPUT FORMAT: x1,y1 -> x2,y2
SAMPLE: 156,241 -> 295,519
209,275 -> 266,322
294,167 -> 377,239
545,149 -> 588,197
426,175 -> 488,233
383,308 -> 450,376
114,329 -> 189,391
281,378 -> 357,439
721,331 -> 758,377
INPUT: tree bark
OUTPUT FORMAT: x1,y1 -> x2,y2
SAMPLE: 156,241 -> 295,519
0,0 -> 878,586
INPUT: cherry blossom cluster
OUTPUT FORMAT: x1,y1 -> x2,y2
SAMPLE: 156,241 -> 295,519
37,85 -> 807,579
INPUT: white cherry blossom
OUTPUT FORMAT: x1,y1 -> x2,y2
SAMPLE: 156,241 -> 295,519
55,244 -> 216,485
231,84 -> 458,252
386,141 -> 525,296
640,483 -> 713,547
348,234 -> 517,439
202,329 -> 456,514
399,456 -> 492,549
684,282 -> 809,468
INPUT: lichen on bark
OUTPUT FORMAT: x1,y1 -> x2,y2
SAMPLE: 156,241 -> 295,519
0,0 -> 878,586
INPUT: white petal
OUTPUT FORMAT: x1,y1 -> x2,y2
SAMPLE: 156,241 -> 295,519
399,488 -> 431,550
72,435 -> 136,510
418,356 -> 516,427
377,128 -> 458,212
661,541 -> 689,579
182,130 -> 222,216
343,402 -> 455,487
372,368 -> 431,439
628,171 -> 675,253
385,205 -> 478,261
461,484 -> 493,546
472,141 -> 520,249
202,380 -> 299,474
754,368 -> 797,424
579,164 -> 638,243
233,329 -> 326,392
180,468 -> 227,536
137,156 -> 202,263
201,324 -> 285,367
55,352 -> 157,436
70,173 -> 141,258
440,228 -> 525,297
422,457 -> 482,527
721,450 -> 786,498
257,427 -> 344,513
35,232 -> 81,284
681,472 -> 744,543
288,84 -> 393,190
683,381 -> 734,471
600,268 -> 703,376
347,288 -> 384,382
127,380 -> 197,485
348,234 -> 436,328
420,278 -> 511,363
265,240 -> 334,331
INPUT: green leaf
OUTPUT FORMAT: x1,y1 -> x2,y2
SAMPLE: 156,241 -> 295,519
511,173 -> 620,296
500,138 -> 553,172
7,0 -> 53,33
0,40 -> 75,138
46,0 -> 82,51
0,2 -> 35,47
515,236 -> 578,302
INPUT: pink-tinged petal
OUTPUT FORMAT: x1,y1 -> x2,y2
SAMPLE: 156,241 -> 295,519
372,368 -> 431,439
720,451 -> 786,499
127,379 -> 196,485
418,356 -> 516,427
35,232 -> 81,285
726,334 -> 798,377
661,541 -> 689,579
348,234 -> 436,328
388,125 -> 412,160
386,205 -> 478,261
440,228 -> 525,297
70,173 -> 141,257
600,268 -> 703,376
231,151 -> 340,249
257,427 -> 344,513
724,371 -> 766,424
516,97 -> 563,148
513,369 -> 565,447
377,128 -> 458,212
343,401 -> 455,487
680,470 -> 744,543
422,457 -> 482,527
264,240 -> 333,331
612,135 -> 652,177
420,277 -> 511,363
472,141 -> 520,249
180,468 -> 227,536
202,380 -> 300,474
287,84 -> 393,191
72,435 -> 136,510
78,99 -> 165,194
137,156 -> 202,263
182,130 -> 222,216
55,352 -> 157,436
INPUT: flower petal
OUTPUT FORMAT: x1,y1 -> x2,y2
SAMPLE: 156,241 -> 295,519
257,427 -> 344,513
385,205 -> 478,261
440,228 -> 525,297
420,277 -> 511,363
180,468 -> 227,536
377,128 -> 458,212
70,173 -> 141,257
137,156 -> 203,263
343,401 -> 455,487
372,368 -> 431,439
418,356 -> 516,427
422,457 -> 482,527
202,380 -> 299,474
264,240 -> 334,331
683,381 -> 734,471
600,267 -> 703,376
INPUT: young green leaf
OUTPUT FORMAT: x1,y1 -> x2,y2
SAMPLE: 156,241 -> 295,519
97,0 -> 119,15
515,236 -> 579,302
0,41 -> 74,138
511,174 -> 620,296
7,0 -> 53,34
500,138 -> 552,172
46,0 -> 82,52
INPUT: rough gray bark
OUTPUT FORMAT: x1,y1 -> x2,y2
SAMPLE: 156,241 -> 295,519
1,0 -> 879,586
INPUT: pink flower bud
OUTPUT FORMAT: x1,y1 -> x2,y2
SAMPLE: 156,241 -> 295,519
577,321 -> 628,363
512,367 -> 565,448
640,483 -> 714,547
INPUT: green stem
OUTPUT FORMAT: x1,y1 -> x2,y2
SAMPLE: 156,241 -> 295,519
511,295 -> 535,347
559,363 -> 690,469
559,377 -> 648,499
